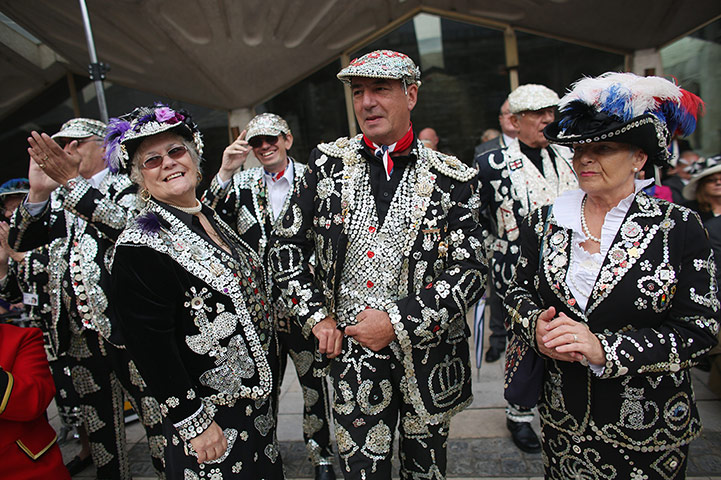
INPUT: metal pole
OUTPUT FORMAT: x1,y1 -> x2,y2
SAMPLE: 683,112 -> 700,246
78,0 -> 109,123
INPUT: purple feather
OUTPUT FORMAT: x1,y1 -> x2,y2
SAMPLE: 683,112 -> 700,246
136,212 -> 163,234
103,118 -> 132,172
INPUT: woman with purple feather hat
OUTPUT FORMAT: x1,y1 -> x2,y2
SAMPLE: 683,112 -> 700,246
106,104 -> 284,479
504,73 -> 718,479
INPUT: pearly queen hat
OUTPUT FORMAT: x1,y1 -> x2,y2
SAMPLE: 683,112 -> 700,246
51,118 -> 107,140
103,104 -> 203,174
245,113 -> 291,141
337,49 -> 421,87
507,84 -> 560,114
544,72 -> 704,166
682,155 -> 721,201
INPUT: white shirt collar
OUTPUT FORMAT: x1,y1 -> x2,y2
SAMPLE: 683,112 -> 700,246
262,159 -> 293,187
553,178 -> 653,245
87,168 -> 109,189
502,133 -> 515,147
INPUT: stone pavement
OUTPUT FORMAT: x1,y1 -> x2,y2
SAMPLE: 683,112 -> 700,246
53,315 -> 721,479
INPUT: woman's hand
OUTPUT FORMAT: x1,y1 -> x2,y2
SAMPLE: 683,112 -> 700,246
535,307 -> 575,362
540,313 -> 605,365
189,421 -> 227,464
218,130 -> 250,182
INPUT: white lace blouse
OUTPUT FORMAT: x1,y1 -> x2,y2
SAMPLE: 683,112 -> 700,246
552,179 -> 654,312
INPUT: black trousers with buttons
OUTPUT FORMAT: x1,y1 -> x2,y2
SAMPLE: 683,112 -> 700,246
328,338 -> 449,480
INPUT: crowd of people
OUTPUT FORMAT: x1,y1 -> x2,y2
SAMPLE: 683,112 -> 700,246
0,49 -> 719,480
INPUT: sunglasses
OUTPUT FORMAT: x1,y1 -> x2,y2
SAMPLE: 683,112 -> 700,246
141,145 -> 188,169
248,135 -> 280,149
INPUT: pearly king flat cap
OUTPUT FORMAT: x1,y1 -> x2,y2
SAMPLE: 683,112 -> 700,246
507,84 -> 560,114
245,113 -> 291,141
337,49 -> 421,87
52,118 -> 107,140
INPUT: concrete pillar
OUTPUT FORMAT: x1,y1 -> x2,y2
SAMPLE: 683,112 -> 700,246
504,27 -> 519,92
228,107 -> 258,169
340,54 -> 357,137
630,48 -> 664,76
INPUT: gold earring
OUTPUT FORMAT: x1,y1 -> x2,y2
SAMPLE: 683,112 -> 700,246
140,188 -> 151,201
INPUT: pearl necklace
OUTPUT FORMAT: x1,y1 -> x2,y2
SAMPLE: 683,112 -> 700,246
168,199 -> 202,215
581,195 -> 601,243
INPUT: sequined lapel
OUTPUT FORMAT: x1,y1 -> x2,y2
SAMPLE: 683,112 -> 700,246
248,168 -> 269,243
117,202 -> 272,395
270,159 -> 304,230
542,221 -> 587,320
585,193 -> 663,316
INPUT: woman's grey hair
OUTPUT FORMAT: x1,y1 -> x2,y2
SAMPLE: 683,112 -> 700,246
129,133 -> 202,188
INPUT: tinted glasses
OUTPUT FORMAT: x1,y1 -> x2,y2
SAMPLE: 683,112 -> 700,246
141,145 -> 188,169
248,135 -> 279,149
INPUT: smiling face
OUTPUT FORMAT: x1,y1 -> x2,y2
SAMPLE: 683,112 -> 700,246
135,132 -> 199,207
249,133 -> 293,173
351,77 -> 417,146
572,141 -> 647,202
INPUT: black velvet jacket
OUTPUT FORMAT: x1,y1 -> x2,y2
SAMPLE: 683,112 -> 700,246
506,195 -> 720,450
110,201 -> 277,441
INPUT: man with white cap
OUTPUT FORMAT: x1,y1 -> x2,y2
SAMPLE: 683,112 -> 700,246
8,119 -> 165,479
270,50 -> 486,478
203,113 -> 337,480
476,84 -> 577,453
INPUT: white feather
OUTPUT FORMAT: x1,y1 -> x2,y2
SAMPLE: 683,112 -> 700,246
559,72 -> 682,117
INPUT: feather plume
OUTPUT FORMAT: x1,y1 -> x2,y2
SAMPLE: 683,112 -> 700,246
103,118 -> 132,172
558,72 -> 702,138
136,212 -> 163,234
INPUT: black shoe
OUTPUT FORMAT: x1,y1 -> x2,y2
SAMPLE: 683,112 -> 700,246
65,455 -> 93,475
507,419 -> 541,453
485,345 -> 504,363
315,465 -> 337,480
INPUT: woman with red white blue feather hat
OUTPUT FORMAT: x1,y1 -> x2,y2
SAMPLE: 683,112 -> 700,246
505,72 -> 719,479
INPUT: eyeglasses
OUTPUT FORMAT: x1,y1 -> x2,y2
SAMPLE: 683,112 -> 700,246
141,145 -> 188,169
248,135 -> 280,149
56,137 -> 100,149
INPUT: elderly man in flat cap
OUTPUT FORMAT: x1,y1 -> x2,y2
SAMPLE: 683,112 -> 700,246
475,84 -> 577,454
8,119 -> 165,479
270,50 -> 487,479
203,113 -> 337,480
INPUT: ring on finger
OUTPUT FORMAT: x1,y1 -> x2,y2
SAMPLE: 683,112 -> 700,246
38,162 -> 46,168
43,155 -> 49,162
573,333 -> 578,343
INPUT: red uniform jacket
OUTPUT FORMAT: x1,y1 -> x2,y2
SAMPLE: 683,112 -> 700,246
0,324 -> 69,480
